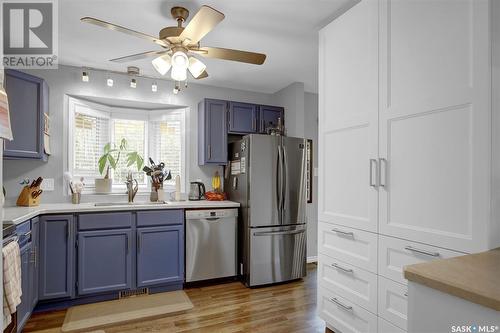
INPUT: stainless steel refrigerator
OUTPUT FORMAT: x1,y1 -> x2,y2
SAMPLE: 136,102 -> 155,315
226,134 -> 307,287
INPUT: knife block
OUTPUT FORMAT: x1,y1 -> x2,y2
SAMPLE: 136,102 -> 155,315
16,186 -> 42,207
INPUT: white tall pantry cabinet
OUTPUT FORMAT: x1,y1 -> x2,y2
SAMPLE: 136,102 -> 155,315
317,1 -> 499,332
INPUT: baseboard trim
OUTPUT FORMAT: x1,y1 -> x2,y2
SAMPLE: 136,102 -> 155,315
307,256 -> 318,263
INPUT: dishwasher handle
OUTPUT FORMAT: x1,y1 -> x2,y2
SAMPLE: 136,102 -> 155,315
253,229 -> 306,237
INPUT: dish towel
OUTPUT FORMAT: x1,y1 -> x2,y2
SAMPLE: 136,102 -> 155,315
3,241 -> 22,329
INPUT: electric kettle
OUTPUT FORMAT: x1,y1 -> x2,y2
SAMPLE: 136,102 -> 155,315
189,181 -> 206,201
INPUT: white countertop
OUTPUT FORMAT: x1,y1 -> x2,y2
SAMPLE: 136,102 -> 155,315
3,201 -> 240,225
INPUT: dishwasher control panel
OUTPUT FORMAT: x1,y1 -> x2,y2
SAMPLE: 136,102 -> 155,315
185,209 -> 238,219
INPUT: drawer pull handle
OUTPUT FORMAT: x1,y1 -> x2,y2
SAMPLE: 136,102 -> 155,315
331,228 -> 354,237
330,297 -> 353,311
404,246 -> 440,257
331,263 -> 354,274
404,291 -> 408,297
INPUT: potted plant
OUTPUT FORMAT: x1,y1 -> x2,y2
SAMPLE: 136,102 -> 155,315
95,138 -> 144,193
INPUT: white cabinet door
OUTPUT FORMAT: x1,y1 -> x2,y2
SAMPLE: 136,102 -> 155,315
378,0 -> 491,253
318,287 -> 378,333
318,0 -> 379,233
318,254 -> 378,314
318,222 -> 378,273
378,235 -> 464,285
378,276 -> 408,330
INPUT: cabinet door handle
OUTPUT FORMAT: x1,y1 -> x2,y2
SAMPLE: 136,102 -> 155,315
137,233 -> 141,252
331,262 -> 354,274
331,228 -> 354,237
125,235 -> 129,254
404,246 -> 440,257
329,297 -> 353,312
207,145 -> 212,160
369,159 -> 378,187
379,158 -> 387,187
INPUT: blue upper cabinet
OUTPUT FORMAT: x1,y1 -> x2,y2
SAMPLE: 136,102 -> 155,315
3,70 -> 48,160
77,229 -> 133,295
199,99 -> 228,165
228,102 -> 258,134
39,215 -> 75,300
259,105 -> 284,134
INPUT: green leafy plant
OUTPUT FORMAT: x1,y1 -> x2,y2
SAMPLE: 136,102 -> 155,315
98,138 -> 144,179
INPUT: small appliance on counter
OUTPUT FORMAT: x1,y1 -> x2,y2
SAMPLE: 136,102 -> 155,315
189,181 -> 206,201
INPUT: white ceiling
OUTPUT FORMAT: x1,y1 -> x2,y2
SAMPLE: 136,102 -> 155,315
59,0 -> 356,93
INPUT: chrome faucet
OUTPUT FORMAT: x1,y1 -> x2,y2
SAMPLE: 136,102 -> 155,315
125,172 -> 139,203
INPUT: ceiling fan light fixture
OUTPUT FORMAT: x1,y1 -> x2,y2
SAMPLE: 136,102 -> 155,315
152,55 -> 171,75
172,51 -> 188,69
188,57 -> 206,78
171,66 -> 187,81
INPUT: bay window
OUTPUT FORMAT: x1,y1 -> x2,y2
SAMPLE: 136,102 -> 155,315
68,97 -> 186,192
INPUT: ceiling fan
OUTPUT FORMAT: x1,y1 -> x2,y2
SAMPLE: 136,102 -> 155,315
81,5 -> 266,87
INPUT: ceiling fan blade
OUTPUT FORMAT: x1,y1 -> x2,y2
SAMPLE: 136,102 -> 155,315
179,6 -> 225,44
195,47 -> 266,65
195,70 -> 208,79
81,17 -> 169,48
110,50 -> 169,63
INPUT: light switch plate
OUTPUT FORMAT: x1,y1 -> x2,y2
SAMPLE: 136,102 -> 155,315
41,178 -> 54,191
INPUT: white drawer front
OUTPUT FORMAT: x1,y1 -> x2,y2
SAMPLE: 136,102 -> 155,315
319,286 -> 378,333
378,276 -> 408,330
378,317 -> 406,333
319,222 -> 378,273
378,234 -> 464,284
318,254 -> 378,314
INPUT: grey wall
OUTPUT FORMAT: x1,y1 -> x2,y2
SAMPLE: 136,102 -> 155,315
3,65 -> 273,204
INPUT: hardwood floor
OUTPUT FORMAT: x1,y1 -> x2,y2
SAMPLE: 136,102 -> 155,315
24,263 -> 326,333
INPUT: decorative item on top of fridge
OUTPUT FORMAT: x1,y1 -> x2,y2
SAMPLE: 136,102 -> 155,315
143,157 -> 171,202
64,172 -> 85,204
16,177 -> 44,207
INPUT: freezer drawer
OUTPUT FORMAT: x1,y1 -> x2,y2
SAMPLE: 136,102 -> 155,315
186,209 -> 238,282
249,225 -> 306,286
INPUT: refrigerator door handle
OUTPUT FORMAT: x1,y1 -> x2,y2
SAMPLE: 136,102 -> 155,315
253,229 -> 306,236
276,144 -> 283,223
282,144 -> 288,213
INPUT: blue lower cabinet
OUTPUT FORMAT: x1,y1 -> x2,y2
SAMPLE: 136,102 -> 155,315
137,225 -> 184,287
39,215 -> 75,300
17,243 -> 31,331
77,229 -> 132,295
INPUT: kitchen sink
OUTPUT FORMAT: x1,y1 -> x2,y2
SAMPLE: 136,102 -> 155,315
94,201 -> 168,207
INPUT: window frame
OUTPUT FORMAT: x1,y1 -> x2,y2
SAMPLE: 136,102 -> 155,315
67,97 -> 187,194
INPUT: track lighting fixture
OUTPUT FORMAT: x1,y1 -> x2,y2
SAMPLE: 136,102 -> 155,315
82,71 -> 89,82
152,82 -> 158,92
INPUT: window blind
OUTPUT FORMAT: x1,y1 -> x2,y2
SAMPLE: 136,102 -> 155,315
112,118 -> 146,185
73,112 -> 110,181
150,112 -> 183,187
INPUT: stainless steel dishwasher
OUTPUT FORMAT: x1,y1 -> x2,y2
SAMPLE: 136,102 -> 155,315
185,209 -> 238,282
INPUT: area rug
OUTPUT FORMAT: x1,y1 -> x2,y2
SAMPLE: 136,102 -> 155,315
61,291 -> 193,332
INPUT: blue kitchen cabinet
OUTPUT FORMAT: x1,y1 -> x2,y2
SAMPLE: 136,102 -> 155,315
3,70 -> 48,160
39,215 -> 75,300
30,217 -> 39,310
259,105 -> 284,134
77,229 -> 133,295
17,243 -> 31,332
199,99 -> 228,165
137,225 -> 184,287
228,102 -> 258,134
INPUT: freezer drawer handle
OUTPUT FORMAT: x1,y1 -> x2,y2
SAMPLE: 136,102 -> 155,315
331,228 -> 354,237
329,297 -> 353,312
253,229 -> 305,236
331,262 -> 354,274
404,246 -> 440,257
